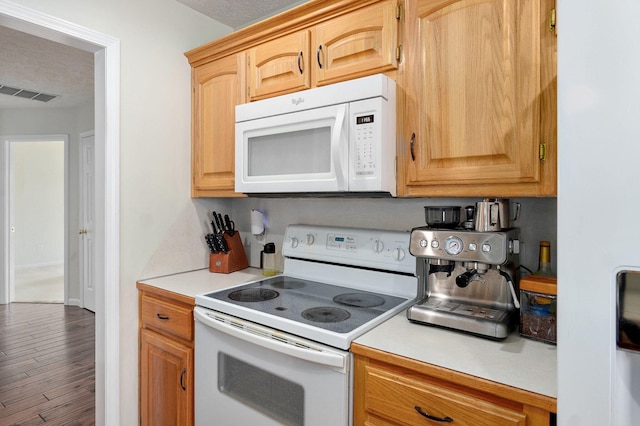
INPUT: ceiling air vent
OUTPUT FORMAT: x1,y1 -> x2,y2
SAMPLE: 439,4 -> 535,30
0,84 -> 57,103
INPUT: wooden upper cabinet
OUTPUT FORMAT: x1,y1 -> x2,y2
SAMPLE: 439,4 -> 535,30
311,0 -> 399,87
191,53 -> 246,197
247,30 -> 311,101
399,0 -> 557,197
246,0 -> 400,101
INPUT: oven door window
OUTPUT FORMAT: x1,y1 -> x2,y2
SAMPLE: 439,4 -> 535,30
219,352 -> 304,425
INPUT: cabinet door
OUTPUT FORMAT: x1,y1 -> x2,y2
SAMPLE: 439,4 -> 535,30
401,0 -> 556,196
140,329 -> 193,426
192,53 -> 245,197
311,0 -> 399,87
247,30 -> 310,101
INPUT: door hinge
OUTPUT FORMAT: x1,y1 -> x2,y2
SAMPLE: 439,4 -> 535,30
396,3 -> 403,20
548,8 -> 556,33
539,142 -> 547,161
396,45 -> 402,62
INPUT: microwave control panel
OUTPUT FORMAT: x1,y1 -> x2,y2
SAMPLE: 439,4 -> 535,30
354,113 -> 377,177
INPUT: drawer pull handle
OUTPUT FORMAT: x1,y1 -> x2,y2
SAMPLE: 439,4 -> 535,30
156,313 -> 170,320
180,368 -> 187,391
415,406 -> 453,422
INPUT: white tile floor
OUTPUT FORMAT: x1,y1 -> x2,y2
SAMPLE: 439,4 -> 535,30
14,264 -> 64,303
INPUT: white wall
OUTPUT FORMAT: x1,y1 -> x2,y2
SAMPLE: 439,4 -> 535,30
3,0 -> 230,423
558,1 -> 640,425
12,140 -> 64,266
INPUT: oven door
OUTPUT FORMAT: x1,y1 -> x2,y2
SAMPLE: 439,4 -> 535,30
194,307 -> 351,426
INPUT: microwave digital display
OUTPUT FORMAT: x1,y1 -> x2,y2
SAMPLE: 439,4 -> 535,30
356,115 -> 375,125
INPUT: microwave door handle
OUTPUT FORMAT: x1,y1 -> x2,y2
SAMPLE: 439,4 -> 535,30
332,105 -> 348,187
194,308 -> 347,370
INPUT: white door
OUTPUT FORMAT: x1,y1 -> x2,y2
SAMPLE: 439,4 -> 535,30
79,131 -> 95,312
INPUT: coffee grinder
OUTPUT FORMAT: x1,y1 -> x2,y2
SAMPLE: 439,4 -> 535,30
407,201 -> 521,339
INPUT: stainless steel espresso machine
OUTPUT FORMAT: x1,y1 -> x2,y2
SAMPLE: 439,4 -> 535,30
407,200 -> 521,339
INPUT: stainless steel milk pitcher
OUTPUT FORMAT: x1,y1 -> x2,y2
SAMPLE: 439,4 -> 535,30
475,198 -> 520,231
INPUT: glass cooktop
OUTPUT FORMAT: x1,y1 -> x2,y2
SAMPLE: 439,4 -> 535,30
201,275 -> 407,334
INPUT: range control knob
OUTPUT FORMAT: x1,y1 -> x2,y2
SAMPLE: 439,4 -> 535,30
306,234 -> 315,246
290,237 -> 299,249
393,247 -> 406,261
372,239 -> 385,253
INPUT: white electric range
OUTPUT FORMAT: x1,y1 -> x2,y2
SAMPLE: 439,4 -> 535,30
194,224 -> 418,426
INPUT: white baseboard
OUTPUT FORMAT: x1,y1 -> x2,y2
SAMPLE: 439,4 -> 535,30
67,298 -> 82,307
15,261 -> 64,270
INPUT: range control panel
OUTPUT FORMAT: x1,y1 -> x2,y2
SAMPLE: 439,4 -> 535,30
283,224 -> 415,274
409,227 -> 519,265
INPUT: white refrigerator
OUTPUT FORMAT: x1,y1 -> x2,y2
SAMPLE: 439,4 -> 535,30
558,0 -> 640,424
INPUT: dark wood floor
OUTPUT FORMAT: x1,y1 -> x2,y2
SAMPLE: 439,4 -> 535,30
0,303 -> 95,425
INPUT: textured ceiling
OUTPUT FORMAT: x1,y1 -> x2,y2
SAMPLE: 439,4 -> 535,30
0,1 -> 305,110
177,0 -> 307,29
0,26 -> 94,110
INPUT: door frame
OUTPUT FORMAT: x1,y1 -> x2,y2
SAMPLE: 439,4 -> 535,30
79,130 -> 95,312
0,2 -> 121,424
4,134 -> 69,304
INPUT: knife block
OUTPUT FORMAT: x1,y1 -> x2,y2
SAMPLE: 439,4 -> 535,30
209,232 -> 249,274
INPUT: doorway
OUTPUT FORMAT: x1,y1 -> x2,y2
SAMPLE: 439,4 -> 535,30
9,136 -> 67,303
0,2 -> 121,424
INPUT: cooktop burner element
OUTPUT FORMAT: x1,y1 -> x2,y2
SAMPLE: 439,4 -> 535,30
302,307 -> 351,323
271,279 -> 306,290
228,288 -> 279,302
333,293 -> 386,308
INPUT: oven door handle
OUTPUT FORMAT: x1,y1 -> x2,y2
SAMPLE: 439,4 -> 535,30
195,308 -> 347,370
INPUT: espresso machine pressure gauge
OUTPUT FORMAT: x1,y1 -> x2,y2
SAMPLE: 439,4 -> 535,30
444,236 -> 464,255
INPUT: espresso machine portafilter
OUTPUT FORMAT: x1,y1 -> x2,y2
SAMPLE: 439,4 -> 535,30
407,227 -> 521,339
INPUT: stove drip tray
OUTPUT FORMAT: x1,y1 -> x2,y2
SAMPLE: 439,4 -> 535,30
228,288 -> 279,302
407,297 -> 514,340
302,307 -> 351,323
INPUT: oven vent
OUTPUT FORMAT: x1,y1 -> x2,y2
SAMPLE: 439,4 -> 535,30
0,84 -> 57,103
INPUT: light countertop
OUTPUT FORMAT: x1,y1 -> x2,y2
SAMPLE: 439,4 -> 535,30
353,313 -> 557,399
137,267 -> 265,300
138,267 -> 556,399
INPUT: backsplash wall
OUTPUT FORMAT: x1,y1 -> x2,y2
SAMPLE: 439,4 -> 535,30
224,197 -> 557,274
142,197 -> 556,280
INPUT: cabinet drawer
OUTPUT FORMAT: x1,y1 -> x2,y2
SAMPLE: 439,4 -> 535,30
141,294 -> 193,342
363,364 -> 527,426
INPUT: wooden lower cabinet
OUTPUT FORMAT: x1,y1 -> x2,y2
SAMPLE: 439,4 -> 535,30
138,285 -> 195,426
352,344 -> 556,426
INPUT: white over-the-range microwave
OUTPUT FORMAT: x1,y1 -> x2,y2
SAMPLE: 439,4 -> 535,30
235,74 -> 396,196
